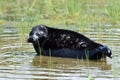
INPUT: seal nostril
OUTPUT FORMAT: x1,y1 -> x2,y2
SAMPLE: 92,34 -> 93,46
27,37 -> 34,42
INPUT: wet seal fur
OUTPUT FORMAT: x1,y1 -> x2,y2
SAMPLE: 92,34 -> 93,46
27,25 -> 112,60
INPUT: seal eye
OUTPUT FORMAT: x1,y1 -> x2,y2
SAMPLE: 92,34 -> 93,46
36,31 -> 45,38
36,33 -> 40,36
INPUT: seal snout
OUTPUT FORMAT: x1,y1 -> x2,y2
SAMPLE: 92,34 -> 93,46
27,37 -> 34,43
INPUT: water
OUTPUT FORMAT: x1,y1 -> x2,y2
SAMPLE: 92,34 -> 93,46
0,24 -> 120,80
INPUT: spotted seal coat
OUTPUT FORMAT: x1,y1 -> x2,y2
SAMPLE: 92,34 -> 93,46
27,25 -> 112,59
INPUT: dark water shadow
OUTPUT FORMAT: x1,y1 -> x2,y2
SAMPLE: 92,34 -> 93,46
32,55 -> 112,71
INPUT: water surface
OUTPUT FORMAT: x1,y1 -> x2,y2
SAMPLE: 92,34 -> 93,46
0,25 -> 120,80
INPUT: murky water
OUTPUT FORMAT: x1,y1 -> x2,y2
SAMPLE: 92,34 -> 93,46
0,24 -> 120,80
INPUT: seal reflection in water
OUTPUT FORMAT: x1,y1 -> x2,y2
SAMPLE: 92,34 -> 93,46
32,56 -> 111,70
27,25 -> 112,60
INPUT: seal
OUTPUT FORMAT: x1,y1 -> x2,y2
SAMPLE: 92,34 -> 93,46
27,25 -> 112,59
